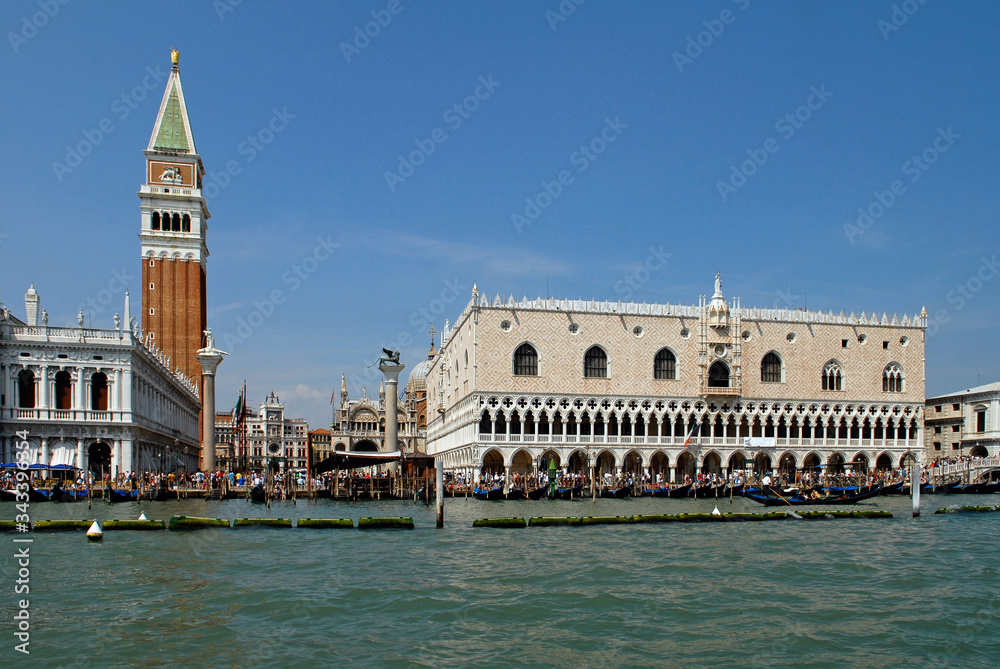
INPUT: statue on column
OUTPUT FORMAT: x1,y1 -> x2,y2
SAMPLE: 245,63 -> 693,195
41,309 -> 48,326
78,310 -> 85,327
203,328 -> 215,350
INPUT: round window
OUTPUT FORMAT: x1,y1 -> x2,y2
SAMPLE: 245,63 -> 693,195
742,330 -> 752,341
714,344 -> 726,357
568,323 -> 580,335
900,336 -> 910,347
786,332 -> 797,343
680,328 -> 690,339
267,443 -> 280,454
500,320 -> 512,332
632,326 -> 644,338
858,334 -> 867,344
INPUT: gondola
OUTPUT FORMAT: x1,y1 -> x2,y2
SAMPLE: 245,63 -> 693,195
745,485 -> 883,506
900,481 -> 959,495
108,489 -> 137,503
690,484 -> 721,499
527,486 -> 548,500
49,485 -> 78,503
666,484 -> 691,499
554,485 -> 583,500
721,484 -> 745,497
505,488 -> 527,500
650,486 -> 672,498
599,484 -> 632,499
0,488 -> 19,502
249,485 -> 267,503
473,486 -> 504,501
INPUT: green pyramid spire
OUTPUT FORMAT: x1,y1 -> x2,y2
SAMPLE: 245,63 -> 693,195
153,82 -> 189,151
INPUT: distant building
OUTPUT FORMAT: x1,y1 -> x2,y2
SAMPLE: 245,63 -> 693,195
329,374 -> 423,454
924,381 -> 999,461
0,286 -> 201,473
239,392 -> 309,472
308,428 -> 332,466
426,276 -> 927,480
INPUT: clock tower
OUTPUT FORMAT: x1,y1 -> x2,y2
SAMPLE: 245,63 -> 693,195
138,50 -> 209,383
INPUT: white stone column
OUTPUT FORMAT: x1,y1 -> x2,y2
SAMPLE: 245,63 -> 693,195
121,368 -> 132,413
112,369 -> 122,412
73,369 -> 85,411
380,362 -> 405,461
40,438 -> 50,473
39,365 -> 49,409
113,439 -> 122,475
76,438 -> 84,471
196,342 -> 227,473
121,438 -> 134,473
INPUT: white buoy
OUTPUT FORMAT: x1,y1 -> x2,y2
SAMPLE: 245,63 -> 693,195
138,512 -> 148,521
712,506 -> 721,516
86,520 -> 103,541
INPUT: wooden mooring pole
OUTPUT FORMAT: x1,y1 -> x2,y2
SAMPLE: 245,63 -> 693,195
435,466 -> 444,528
911,460 -> 921,517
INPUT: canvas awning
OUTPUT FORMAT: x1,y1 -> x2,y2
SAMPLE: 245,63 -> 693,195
313,450 -> 402,473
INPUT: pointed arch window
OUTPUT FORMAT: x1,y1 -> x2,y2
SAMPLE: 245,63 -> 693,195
822,361 -> 842,391
707,361 -> 730,388
761,352 -> 782,383
654,348 -> 677,380
513,343 -> 538,376
584,346 -> 607,378
883,363 -> 903,393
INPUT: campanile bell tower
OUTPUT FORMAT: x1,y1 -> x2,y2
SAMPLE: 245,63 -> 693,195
138,50 -> 209,383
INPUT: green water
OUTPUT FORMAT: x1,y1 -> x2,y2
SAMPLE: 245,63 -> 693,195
3,495 -> 999,668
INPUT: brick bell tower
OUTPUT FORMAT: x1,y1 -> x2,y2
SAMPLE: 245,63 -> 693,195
138,49 -> 209,384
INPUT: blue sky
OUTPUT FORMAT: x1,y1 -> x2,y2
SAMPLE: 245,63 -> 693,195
2,0 -> 997,428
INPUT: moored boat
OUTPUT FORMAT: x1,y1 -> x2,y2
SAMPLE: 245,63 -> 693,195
745,485 -> 883,506
473,486 -> 504,501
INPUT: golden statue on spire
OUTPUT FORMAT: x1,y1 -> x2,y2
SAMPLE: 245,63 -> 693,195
171,49 -> 179,66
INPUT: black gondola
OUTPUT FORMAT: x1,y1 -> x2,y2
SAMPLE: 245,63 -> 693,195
599,484 -> 632,499
108,489 -> 137,503
473,486 -> 504,501
249,485 -> 267,503
49,485 -> 77,503
745,485 -> 884,506
554,485 -> 583,500
505,488 -> 527,500
527,486 -> 547,500
666,484 -> 691,498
